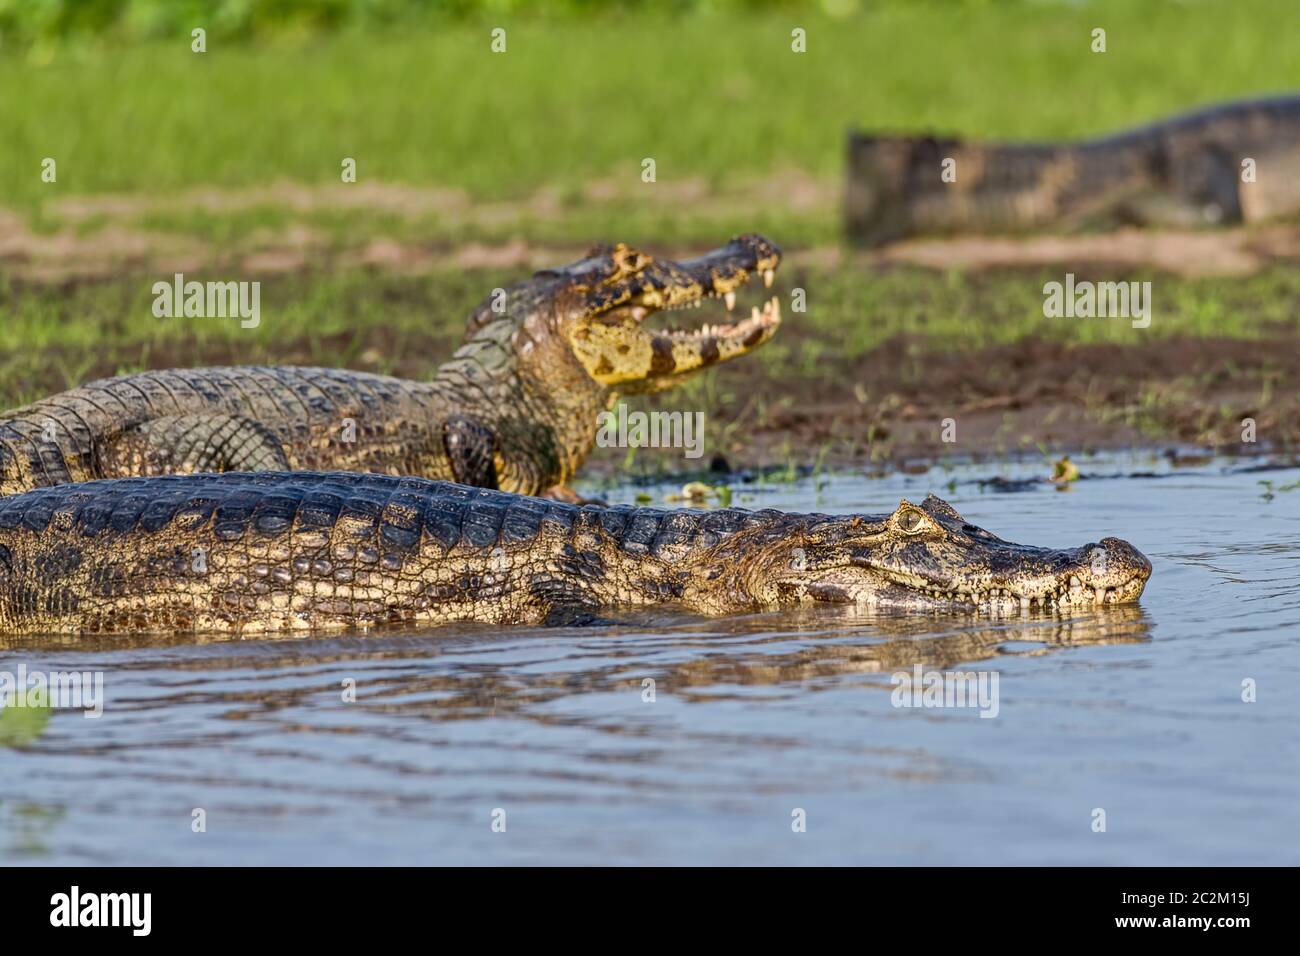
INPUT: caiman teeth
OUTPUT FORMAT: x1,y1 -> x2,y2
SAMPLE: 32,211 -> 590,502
724,291 -> 736,311
763,269 -> 775,288
871,563 -> 1133,613
663,296 -> 781,341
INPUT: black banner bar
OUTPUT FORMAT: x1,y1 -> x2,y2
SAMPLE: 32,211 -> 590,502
4,866 -> 1277,940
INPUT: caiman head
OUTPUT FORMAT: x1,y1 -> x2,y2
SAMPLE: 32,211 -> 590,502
466,234 -> 783,395
704,494 -> 1152,613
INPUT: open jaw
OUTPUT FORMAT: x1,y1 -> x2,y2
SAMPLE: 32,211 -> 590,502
569,234 -> 785,388
644,294 -> 782,382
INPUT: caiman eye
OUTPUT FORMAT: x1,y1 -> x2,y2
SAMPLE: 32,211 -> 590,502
615,247 -> 648,273
896,509 -> 927,534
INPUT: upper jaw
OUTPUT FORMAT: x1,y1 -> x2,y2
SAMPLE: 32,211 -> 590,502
465,234 -> 782,339
588,233 -> 782,325
863,569 -> 1150,612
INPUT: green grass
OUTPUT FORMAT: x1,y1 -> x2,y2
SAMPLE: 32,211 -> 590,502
3,262 -> 1296,409
4,0 -> 1300,248
0,268 -> 492,404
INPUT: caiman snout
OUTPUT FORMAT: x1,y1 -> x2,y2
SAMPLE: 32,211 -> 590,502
945,531 -> 1153,611
1069,537 -> 1153,606
750,495 -> 1154,614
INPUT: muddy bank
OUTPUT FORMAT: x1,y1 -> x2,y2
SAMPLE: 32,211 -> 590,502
591,331 -> 1299,478
3,293 -> 1294,479
8,174 -> 1300,281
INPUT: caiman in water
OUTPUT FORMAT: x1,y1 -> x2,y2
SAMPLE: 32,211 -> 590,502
846,95 -> 1300,245
0,236 -> 781,498
0,472 -> 1152,635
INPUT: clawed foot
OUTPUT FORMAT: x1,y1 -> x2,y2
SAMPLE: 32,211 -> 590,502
540,485 -> 608,506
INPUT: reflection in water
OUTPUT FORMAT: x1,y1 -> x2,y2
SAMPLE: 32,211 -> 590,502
650,607 -> 1150,698
0,801 -> 65,857
0,607 -> 1149,721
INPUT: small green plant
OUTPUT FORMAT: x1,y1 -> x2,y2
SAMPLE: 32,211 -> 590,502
1258,479 -> 1300,501
1050,455 -> 1080,485
0,688 -> 52,748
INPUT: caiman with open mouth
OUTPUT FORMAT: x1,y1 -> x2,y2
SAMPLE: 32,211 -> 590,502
0,236 -> 782,499
0,473 -> 1151,635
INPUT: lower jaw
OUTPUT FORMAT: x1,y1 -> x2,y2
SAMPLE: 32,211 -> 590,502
872,583 -> 1140,612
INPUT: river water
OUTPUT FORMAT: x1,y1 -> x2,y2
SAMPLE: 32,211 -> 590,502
1,453 -> 1296,865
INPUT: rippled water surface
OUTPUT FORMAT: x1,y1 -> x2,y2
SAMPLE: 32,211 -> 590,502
2,454 -> 1297,865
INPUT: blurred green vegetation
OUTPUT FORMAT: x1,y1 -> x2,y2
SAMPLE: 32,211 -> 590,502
0,0 -> 805,48
3,0 -> 1298,227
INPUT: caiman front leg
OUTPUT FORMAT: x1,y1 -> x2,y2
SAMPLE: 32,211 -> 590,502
93,414 -> 290,476
539,484 -> 608,506
441,415 -> 499,489
540,484 -> 584,504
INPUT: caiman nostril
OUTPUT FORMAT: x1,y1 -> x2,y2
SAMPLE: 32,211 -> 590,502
1099,536 -> 1153,576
